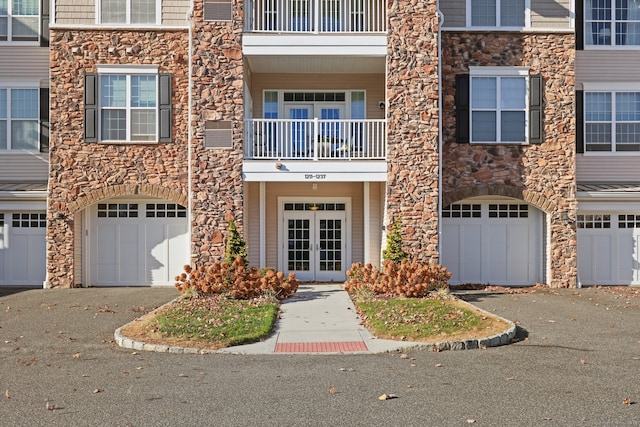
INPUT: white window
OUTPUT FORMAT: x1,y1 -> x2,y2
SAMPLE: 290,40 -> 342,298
470,68 -> 528,144
0,0 -> 39,42
98,67 -> 158,142
585,0 -> 640,46
468,0 -> 528,28
0,86 -> 39,150
585,91 -> 640,152
99,0 -> 158,25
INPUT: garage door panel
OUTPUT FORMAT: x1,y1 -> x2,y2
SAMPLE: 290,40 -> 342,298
0,213 -> 46,286
460,225 -> 482,283
593,235 -> 614,283
442,201 -> 542,286
90,201 -> 188,286
616,235 -> 635,283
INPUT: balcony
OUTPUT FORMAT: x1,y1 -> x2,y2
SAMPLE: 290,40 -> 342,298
245,118 -> 386,161
245,0 -> 386,33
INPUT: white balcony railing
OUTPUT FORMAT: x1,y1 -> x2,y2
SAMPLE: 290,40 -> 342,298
245,118 -> 386,160
246,0 -> 386,33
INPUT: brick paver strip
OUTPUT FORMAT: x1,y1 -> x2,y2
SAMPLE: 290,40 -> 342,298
274,341 -> 368,353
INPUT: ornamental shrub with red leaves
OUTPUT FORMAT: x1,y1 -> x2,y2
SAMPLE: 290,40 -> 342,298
175,257 -> 299,300
344,260 -> 451,298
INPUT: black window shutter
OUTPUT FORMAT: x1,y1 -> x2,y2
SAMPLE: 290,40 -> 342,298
456,74 -> 470,143
576,1 -> 583,50
158,73 -> 172,143
576,90 -> 584,153
40,0 -> 49,47
84,73 -> 98,142
529,74 -> 543,144
39,88 -> 49,153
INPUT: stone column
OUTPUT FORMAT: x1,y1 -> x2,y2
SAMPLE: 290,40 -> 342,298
385,0 -> 441,263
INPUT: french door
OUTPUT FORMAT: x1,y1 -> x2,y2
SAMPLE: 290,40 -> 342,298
281,201 -> 348,281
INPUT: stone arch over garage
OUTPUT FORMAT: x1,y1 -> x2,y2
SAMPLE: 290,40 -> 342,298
66,184 -> 188,214
442,184 -> 556,215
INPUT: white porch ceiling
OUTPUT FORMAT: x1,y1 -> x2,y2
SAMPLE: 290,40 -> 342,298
245,55 -> 386,74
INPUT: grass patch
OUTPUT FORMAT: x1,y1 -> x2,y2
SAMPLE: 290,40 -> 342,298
123,294 -> 279,350
355,297 -> 509,342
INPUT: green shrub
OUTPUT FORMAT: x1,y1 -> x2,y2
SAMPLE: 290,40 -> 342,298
224,220 -> 248,266
382,218 -> 408,262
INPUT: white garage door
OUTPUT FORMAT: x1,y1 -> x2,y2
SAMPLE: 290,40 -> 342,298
89,200 -> 189,286
577,213 -> 640,286
441,201 -> 543,286
0,212 -> 46,286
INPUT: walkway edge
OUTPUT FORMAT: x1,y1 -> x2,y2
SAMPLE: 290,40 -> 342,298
114,296 -> 517,354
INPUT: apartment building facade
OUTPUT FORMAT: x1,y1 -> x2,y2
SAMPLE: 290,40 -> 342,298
0,0 -> 49,286
1,1 -> 637,288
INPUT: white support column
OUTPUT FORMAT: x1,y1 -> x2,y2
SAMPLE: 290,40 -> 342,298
364,181 -> 371,264
260,181 -> 266,267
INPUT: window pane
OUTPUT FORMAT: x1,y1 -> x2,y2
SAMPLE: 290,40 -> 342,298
0,0 -> 7,14
101,109 -> 126,140
501,0 -> 525,26
351,91 -> 365,119
11,120 -> 38,149
471,77 -> 497,109
585,123 -> 612,151
12,0 -> 38,15
586,92 -> 611,121
11,89 -> 38,118
131,0 -> 156,23
131,75 -> 157,108
0,121 -> 6,149
501,77 -> 526,109
101,0 -> 126,23
0,17 -> 7,41
0,89 -> 6,118
616,123 -> 640,144
264,91 -> 278,118
11,16 -> 38,41
501,111 -> 525,141
100,75 -> 126,108
472,111 -> 496,141
131,109 -> 156,141
471,0 -> 496,26
616,92 -> 640,121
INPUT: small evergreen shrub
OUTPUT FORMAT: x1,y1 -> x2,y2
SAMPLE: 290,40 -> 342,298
224,220 -> 248,266
382,218 -> 408,262
344,260 -> 451,298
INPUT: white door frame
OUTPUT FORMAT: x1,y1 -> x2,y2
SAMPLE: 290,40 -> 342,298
278,196 -> 351,281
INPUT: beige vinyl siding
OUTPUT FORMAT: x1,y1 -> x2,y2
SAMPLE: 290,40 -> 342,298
162,0 -> 190,25
0,154 -> 49,182
264,182 -> 365,270
74,211 -> 83,286
0,48 -> 49,80
251,73 -> 385,120
439,0 -> 466,28
531,0 -> 571,29
246,182 -> 261,266
55,0 -> 95,25
440,0 -> 571,29
577,156 -> 640,182
368,182 -> 384,267
576,51 -> 640,89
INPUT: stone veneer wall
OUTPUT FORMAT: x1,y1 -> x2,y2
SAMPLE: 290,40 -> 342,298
47,29 -> 190,288
386,0 -> 440,262
189,2 -> 245,265
441,32 -> 577,288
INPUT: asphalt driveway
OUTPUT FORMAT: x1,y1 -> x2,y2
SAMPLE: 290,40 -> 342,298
0,286 -> 638,426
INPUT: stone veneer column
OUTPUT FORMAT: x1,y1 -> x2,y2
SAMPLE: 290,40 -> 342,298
47,30 -> 190,288
441,33 -> 577,287
386,0 -> 440,262
189,1 -> 245,265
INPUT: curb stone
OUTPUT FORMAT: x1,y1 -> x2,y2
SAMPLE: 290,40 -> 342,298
114,296 -> 517,354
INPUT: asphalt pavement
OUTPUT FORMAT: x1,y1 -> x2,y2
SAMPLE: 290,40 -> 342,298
0,285 -> 638,426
